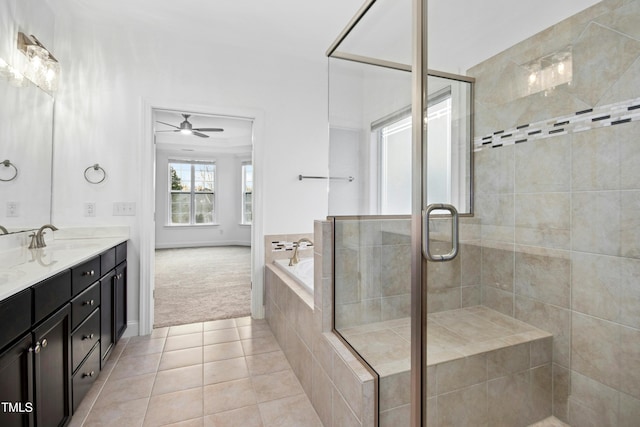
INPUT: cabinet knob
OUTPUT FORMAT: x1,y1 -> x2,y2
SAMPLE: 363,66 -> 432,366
82,371 -> 95,378
82,333 -> 95,341
83,299 -> 95,306
83,270 -> 95,277
41,339 -> 48,348
29,343 -> 41,354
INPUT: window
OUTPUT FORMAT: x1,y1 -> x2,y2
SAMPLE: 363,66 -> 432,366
373,74 -> 472,215
169,161 -> 215,225
241,162 -> 253,224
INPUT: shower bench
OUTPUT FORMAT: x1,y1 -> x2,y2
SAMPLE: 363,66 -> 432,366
339,305 -> 553,427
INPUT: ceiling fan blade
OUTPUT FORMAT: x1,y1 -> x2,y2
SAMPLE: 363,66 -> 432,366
156,121 -> 180,129
155,129 -> 180,133
193,128 -> 224,132
193,131 -> 210,138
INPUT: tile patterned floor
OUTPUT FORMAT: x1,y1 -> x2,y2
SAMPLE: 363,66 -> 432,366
70,317 -> 323,427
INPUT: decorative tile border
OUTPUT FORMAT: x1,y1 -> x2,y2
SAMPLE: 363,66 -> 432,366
271,241 -> 314,252
474,96 -> 640,151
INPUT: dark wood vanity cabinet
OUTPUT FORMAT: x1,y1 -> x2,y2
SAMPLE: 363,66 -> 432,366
0,241 -> 127,426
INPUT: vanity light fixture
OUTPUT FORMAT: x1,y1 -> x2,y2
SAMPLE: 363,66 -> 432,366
0,57 -> 27,87
17,32 -> 59,93
521,46 -> 572,97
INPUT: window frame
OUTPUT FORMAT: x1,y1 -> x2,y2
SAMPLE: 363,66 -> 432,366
167,160 -> 216,226
241,161 -> 253,225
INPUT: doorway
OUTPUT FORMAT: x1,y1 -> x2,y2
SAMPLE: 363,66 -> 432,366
151,108 -> 255,328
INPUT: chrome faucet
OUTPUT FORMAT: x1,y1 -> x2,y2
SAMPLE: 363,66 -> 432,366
29,224 -> 58,249
289,238 -> 313,266
0,225 -> 7,235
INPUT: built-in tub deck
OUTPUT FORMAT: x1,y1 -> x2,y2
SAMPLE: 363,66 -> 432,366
340,306 -> 554,426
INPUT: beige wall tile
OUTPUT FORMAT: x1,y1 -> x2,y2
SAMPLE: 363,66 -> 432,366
572,191 -> 621,256
515,136 -> 570,193
379,405 -> 410,427
437,383 -> 487,427
572,127 -> 620,191
552,364 -> 570,423
619,391 -> 640,427
571,312 -> 620,390
515,193 -> 571,250
619,122 -> 640,190
481,246 -> 514,291
488,371 -> 533,426
333,352 -> 363,421
475,145 -> 514,195
620,190 -> 640,258
482,286 -> 514,316
487,343 -> 530,379
619,257 -> 640,329
427,288 -> 462,314
514,248 -> 571,308
515,297 -> 571,367
333,392 -> 362,427
572,252 -> 620,322
379,371 -> 410,411
437,354 -> 487,394
619,326 -> 640,400
568,371 -> 619,427
311,360 -> 333,427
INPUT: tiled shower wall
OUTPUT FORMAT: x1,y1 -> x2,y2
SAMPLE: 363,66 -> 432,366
468,0 -> 640,424
334,219 -> 413,329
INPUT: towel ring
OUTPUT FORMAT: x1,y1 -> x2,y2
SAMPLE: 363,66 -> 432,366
0,160 -> 18,182
84,163 -> 106,184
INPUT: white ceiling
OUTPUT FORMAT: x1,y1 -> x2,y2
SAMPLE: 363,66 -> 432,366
51,0 -> 602,153
154,110 -> 253,154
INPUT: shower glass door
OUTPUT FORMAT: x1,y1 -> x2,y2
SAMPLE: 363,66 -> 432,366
330,0 -> 640,426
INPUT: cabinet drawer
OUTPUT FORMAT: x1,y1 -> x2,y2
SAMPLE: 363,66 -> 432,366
71,309 -> 100,372
71,257 -> 100,296
33,270 -> 71,325
71,282 -> 100,330
100,248 -> 116,276
115,242 -> 127,265
0,288 -> 32,351
72,343 -> 100,413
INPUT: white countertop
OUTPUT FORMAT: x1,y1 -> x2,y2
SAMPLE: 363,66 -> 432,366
0,235 -> 128,301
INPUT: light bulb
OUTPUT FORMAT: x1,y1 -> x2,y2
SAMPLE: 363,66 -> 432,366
180,129 -> 193,135
557,62 -> 565,74
528,73 -> 537,84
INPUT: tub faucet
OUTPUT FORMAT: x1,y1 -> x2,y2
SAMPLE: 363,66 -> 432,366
289,238 -> 313,266
0,225 -> 7,235
30,224 -> 58,249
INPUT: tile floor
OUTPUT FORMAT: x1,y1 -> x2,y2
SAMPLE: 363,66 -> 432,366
70,316 -> 323,427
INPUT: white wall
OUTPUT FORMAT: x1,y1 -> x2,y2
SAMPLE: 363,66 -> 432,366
49,10 -> 331,328
155,149 -> 251,248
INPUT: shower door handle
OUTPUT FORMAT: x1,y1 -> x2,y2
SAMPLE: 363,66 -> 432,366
422,204 -> 459,262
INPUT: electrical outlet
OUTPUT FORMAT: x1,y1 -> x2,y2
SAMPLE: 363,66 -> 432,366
84,202 -> 96,217
6,201 -> 19,217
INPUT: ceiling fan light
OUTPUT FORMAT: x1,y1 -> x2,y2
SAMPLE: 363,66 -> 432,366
180,128 -> 193,135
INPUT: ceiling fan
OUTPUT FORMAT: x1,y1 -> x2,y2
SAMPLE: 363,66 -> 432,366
156,114 -> 224,138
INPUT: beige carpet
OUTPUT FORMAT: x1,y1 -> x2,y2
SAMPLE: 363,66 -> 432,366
154,246 -> 251,328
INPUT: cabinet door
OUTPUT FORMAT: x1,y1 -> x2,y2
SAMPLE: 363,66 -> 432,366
100,270 -> 115,364
0,334 -> 34,427
33,305 -> 71,427
114,262 -> 127,342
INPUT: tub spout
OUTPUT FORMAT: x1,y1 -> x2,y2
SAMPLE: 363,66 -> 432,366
289,238 -> 313,266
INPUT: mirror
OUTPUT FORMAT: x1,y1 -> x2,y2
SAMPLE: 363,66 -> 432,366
0,75 -> 54,235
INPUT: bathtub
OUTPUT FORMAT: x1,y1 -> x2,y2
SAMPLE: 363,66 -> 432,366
273,258 -> 314,294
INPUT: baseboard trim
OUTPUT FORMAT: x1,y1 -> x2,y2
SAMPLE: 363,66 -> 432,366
122,320 -> 140,337
155,241 -> 251,249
